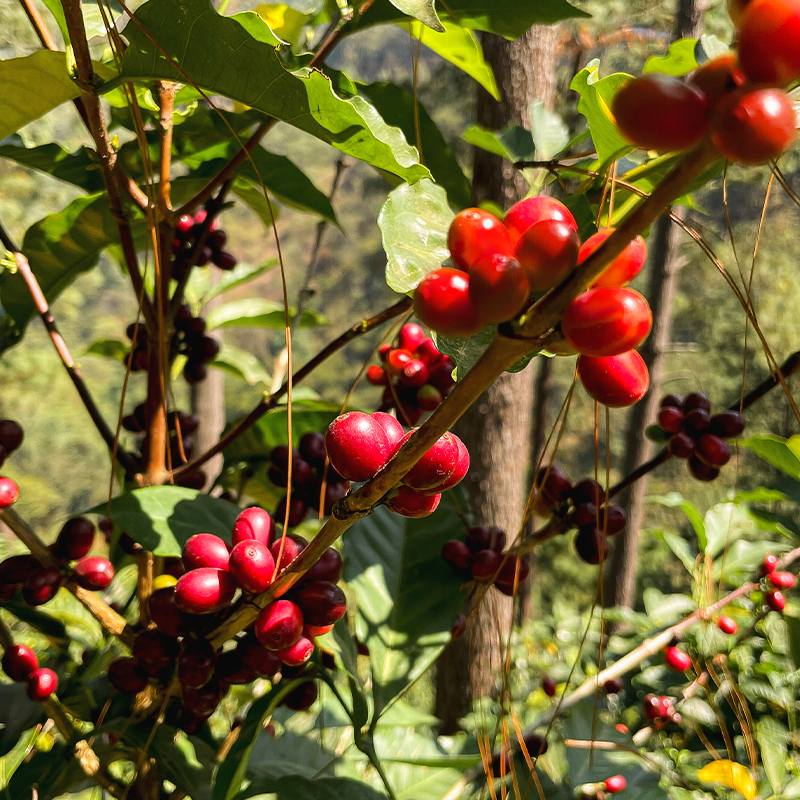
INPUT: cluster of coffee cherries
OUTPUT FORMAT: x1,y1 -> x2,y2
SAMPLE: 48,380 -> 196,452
0,517 -> 114,607
441,525 -> 530,596
643,694 -> 681,728
760,553 -> 795,613
413,197 -> 652,409
107,506 -> 344,731
578,775 -> 628,800
654,392 -> 746,482
367,323 -> 456,425
172,209 -> 237,282
267,432 -> 350,528
534,467 -> 627,565
1,643 -> 57,701
325,411 -> 469,518
614,0 -> 800,165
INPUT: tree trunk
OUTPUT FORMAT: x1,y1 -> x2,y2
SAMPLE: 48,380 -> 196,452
604,0 -> 701,610
435,25 -> 557,733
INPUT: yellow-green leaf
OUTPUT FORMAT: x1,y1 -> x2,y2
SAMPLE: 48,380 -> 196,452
697,760 -> 757,800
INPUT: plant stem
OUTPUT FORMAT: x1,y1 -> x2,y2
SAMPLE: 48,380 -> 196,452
157,82 -> 178,216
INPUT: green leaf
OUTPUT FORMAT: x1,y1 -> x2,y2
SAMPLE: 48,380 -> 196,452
205,298 -> 327,330
462,123 -> 537,162
0,728 -> 39,790
200,260 -> 278,303
380,179 -> 454,294
358,82 -> 471,209
530,101 -> 569,161
402,19 -> 497,100
96,487 -> 240,556
0,683 -> 49,758
703,502 -> 755,559
234,775 -> 388,800
645,424 -> 671,444
0,51 -> 116,141
643,38 -> 700,76
0,194 -> 119,354
8,742 -> 95,800
343,498 -> 465,717
570,60 -> 633,163
649,492 -> 707,551
756,717 -> 788,793
642,588 -> 696,625
210,346 -> 271,386
785,613 -> 800,669
713,539 -> 789,584
0,136 -> 105,192
119,0 -> 428,183
653,529 -> 697,574
739,434 -> 800,481
40,0 -> 120,45
389,0 -> 444,30
231,179 -> 280,227
84,338 -> 129,362
434,326 -> 537,380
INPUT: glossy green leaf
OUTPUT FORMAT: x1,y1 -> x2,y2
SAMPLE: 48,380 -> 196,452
210,346 -> 271,386
96,487 -> 240,556
757,717 -> 789,793
0,194 -> 119,354
713,539 -> 790,584
119,0 -> 428,183
234,775 -> 387,800
206,298 -> 327,330
649,492 -> 707,551
435,326 -> 537,381
462,123 -> 537,162
231,179 -> 280,227
654,529 -> 697,574
703,502 -> 756,559
570,60 -> 632,163
84,338 -> 129,362
530,101 -> 569,161
0,136 -> 105,192
643,38 -> 700,76
199,260 -> 278,303
642,588 -> 697,625
8,742 -> 94,800
390,0 -> 444,30
40,0 -> 120,44
739,434 -> 800,481
380,178 -> 454,294
0,728 -> 39,790
358,82 -> 471,209
343,498 -> 465,717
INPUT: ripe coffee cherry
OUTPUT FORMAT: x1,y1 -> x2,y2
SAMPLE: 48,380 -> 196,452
572,479 -> 604,506
658,406 -> 684,434
542,676 -> 557,697
270,534 -> 307,570
386,348 -> 413,376
371,412 -> 405,456
661,394 -> 684,409
398,323 -> 426,353
603,678 -> 623,694
26,668 -> 57,701
283,680 -> 318,711
690,53 -> 746,108
302,547 -> 343,584
175,568 -> 236,615
495,556 -> 530,595
293,581 -> 347,626
562,288 -> 652,357
305,623 -> 334,639
55,517 -> 95,560
133,629 -> 179,674
182,534 -> 230,572
232,506 -> 275,548
386,487 -> 441,518
762,554 -> 779,575
149,587 -> 192,637
0,554 -> 42,586
366,365 -> 388,386
178,639 -> 217,688
229,540 -> 275,594
684,392 -> 710,413
238,634 -> 282,677
433,436 -> 470,492
74,557 -> 115,590
709,411 -> 746,438
711,88 -> 796,164
182,679 -> 224,718
467,525 -> 506,553
738,0 -> 800,86
514,219 -> 581,292
538,465 -> 573,504
298,431 -> 327,467
215,650 -> 257,685
22,567 -> 63,606
442,540 -> 472,571
277,635 -> 315,667
605,775 -> 627,794
470,550 -> 502,582
0,477 -> 19,508
696,434 -> 731,467
275,495 -> 308,528
578,228 -> 647,288
504,196 -> 577,247
400,360 -> 430,388
325,412 -> 394,482
664,646 -> 692,671
769,570 -> 796,588
603,506 -> 627,536
402,431 -> 460,491
574,527 -> 609,565
688,456 -> 720,482
682,408 -> 711,436
766,590 -> 786,612
0,420 -> 23,453
2,644 -> 38,681
612,74 -> 709,152
717,615 -> 738,635
413,268 -> 483,337
570,502 -> 598,528
577,351 -> 649,408
255,600 -> 304,651
108,657 -> 149,694
447,208 -> 513,271
468,253 -> 529,323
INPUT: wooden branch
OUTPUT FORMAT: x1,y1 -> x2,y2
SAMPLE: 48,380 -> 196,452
157,82 -> 178,215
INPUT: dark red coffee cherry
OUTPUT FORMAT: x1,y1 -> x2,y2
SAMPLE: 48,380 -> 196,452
275,495 -> 309,528
133,630 -> 179,674
442,540 -> 472,571
537,465 -> 573,505
175,568 -> 237,615
579,228 -> 647,289
229,540 -> 275,594
470,550 -> 502,582
302,547 -> 343,585
660,394 -> 684,409
466,525 -> 507,553
603,677 -> 623,694
612,74 -> 709,152
0,420 -> 23,453
215,650 -> 257,685
277,635 -> 315,667
74,557 -> 115,591
688,456 -> 720,482
737,0 -> 800,86
255,600 -> 304,651
658,406 -> 684,434
709,411 -> 746,438
182,534 -> 230,572
468,253 -> 529,323
2,644 -> 38,681
542,676 -> 557,697
668,432 -> 695,459
298,431 -> 327,467
292,581 -> 347,626
108,657 -> 149,694
26,668 -> 57,701
178,638 -> 217,688
695,434 -> 731,467
22,567 -> 63,607
325,412 -> 395,482
602,506 -> 627,536
149,587 -> 193,637
504,196 -> 577,248
0,554 -> 41,586
238,633 -> 282,678
495,556 -> 531,595
571,478 -> 604,506
574,527 -> 609,565
570,502 -> 598,528
402,431 -> 460,492
55,517 -> 95,561
413,268 -> 483,338
270,534 -> 308,571
0,477 -> 19,508
683,392 -> 710,413
182,678 -> 225,718
282,680 -> 318,711
514,219 -> 581,293
447,208 -> 513,271
386,487 -> 441,518
690,52 -> 746,108
682,408 -> 711,436
577,351 -> 649,408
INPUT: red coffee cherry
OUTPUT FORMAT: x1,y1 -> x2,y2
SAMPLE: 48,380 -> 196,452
605,775 -> 627,794
514,219 -> 581,292
386,348 -> 413,376
277,635 -> 315,667
366,365 -> 387,386
275,495 -> 308,528
572,478 -> 604,505
574,526 -> 610,565
413,268 -> 483,337
55,517 -> 95,560
400,359 -> 430,388
0,477 -> 19,508
695,434 -> 732,468
181,679 -> 225,719
148,586 -> 193,637
709,411 -> 746,438
133,629 -> 179,674
658,406 -> 685,434
433,436 -> 470,492
74,557 -> 115,591
108,657 -> 149,694
470,549 -> 502,582
325,412 -> 394,482
229,540 -> 275,594
682,408 -> 711,436
22,566 -> 63,606
661,393 -> 684,409
398,322 -> 426,353
577,351 -> 650,407
232,506 -> 275,548
766,589 -> 786,612
466,525 -> 506,553
182,533 -> 230,572
578,228 -> 647,288
2,644 -> 38,681
178,638 -> 217,688
495,555 -> 531,595
215,650 -> 257,685
302,547 -> 343,584
762,554 -> 779,575
305,623 -> 334,638
402,431 -> 460,491
717,615 -> 738,634
238,633 -> 282,677
503,196 -> 577,247
688,456 -> 720,482
604,678 -> 623,695
0,554 -> 42,586
612,74 -> 709,152
26,667 -> 57,701
292,581 -> 347,626
283,680 -> 318,711
175,568 -> 236,615
447,208 -> 513,271
386,486 -> 441,518
255,600 -> 304,651
442,540 -> 472,571
542,676 -> 557,697
738,0 -> 800,86
769,570 -> 796,588
710,88 -> 796,164
370,412 -> 405,456
562,288 -> 652,358
690,53 -> 746,109
664,646 -> 692,671
270,534 -> 307,574
468,253 -> 529,323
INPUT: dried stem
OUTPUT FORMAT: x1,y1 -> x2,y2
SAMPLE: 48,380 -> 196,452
157,82 -> 178,215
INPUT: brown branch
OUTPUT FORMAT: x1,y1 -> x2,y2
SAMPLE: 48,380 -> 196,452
157,82 -> 178,215
18,0 -> 57,48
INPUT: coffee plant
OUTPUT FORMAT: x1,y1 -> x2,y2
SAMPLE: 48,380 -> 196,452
0,0 -> 799,798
